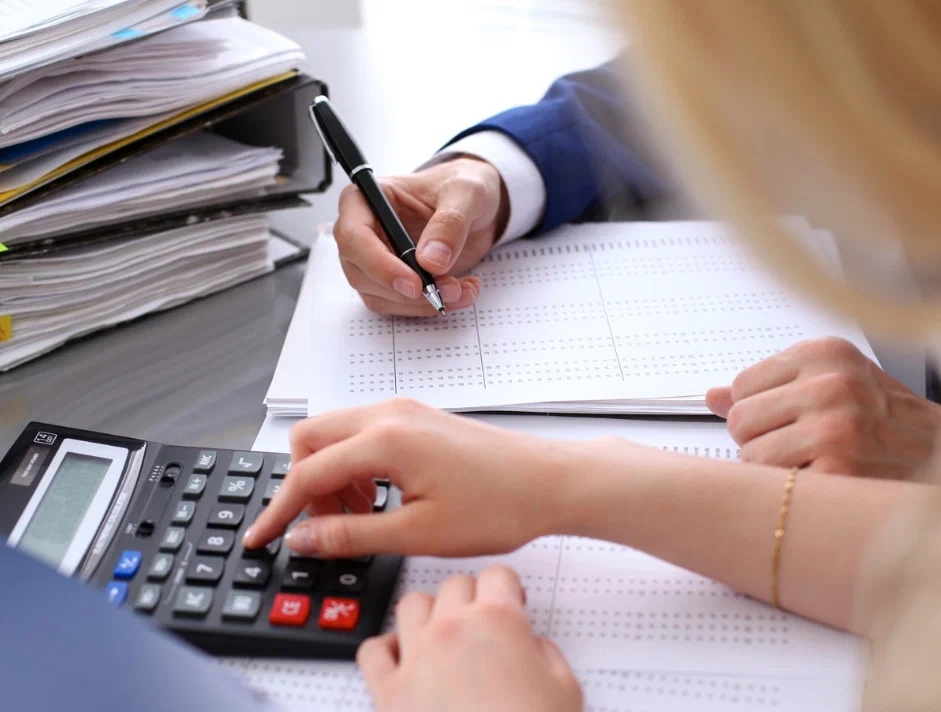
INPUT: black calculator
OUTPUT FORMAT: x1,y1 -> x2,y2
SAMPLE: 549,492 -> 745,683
0,422 -> 402,659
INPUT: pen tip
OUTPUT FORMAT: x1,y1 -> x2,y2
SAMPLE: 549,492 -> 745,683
438,307 -> 446,315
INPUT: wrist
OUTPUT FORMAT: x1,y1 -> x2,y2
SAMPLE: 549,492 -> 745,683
546,437 -> 661,539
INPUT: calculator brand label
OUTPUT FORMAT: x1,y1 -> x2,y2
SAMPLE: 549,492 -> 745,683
11,446 -> 48,487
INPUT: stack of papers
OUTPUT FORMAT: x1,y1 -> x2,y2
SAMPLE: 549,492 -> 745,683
0,17 -> 305,149
0,213 -> 277,371
264,221 -> 878,417
0,132 -> 283,243
0,6 -> 311,371
0,0 -> 211,81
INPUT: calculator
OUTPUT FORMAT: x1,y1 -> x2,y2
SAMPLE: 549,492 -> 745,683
0,422 -> 403,659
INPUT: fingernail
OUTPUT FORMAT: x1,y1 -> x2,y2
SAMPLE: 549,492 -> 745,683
285,523 -> 317,552
440,282 -> 461,303
464,279 -> 480,300
242,528 -> 255,547
420,241 -> 452,269
393,278 -> 418,299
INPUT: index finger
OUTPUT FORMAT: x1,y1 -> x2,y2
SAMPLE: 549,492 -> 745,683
730,352 -> 800,403
474,565 -> 527,611
245,430 -> 394,549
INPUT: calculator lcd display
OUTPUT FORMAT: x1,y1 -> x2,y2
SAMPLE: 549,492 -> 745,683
17,453 -> 111,569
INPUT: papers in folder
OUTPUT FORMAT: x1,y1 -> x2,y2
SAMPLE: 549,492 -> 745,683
300,221 -> 876,416
0,0 -> 211,81
0,17 -> 306,149
0,132 -> 283,243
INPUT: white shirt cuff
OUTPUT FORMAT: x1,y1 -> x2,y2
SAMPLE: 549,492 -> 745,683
421,130 -> 546,243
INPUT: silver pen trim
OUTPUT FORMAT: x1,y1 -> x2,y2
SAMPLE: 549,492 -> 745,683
308,102 -> 337,165
350,163 -> 372,179
423,284 -> 446,314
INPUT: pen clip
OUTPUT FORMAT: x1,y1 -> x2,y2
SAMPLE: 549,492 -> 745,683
308,99 -> 337,166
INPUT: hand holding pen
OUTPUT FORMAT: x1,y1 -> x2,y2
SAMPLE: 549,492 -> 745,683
310,97 -> 508,317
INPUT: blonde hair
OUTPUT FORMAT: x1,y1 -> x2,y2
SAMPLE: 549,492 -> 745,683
615,2 -> 941,709
617,1 -> 941,341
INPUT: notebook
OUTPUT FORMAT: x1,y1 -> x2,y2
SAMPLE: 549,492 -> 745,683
306,221 -> 877,416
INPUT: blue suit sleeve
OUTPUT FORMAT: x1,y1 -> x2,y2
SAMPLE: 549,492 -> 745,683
445,57 -> 669,236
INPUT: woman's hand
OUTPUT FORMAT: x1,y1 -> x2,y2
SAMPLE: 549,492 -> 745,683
243,399 -> 575,558
358,566 -> 582,712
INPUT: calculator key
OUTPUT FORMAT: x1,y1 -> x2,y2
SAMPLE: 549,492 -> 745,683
270,455 -> 291,477
263,479 -> 282,504
232,560 -> 271,587
148,553 -> 174,580
222,591 -> 261,621
160,526 -> 186,552
229,451 -> 264,476
244,537 -> 280,559
197,530 -> 234,555
269,594 -> 310,627
193,450 -> 217,473
219,476 -> 254,502
113,550 -> 142,579
373,485 -> 389,511
186,556 -> 225,584
207,503 -> 244,528
318,597 -> 360,631
281,562 -> 317,590
171,500 -> 196,525
134,584 -> 162,613
104,582 -> 128,606
173,586 -> 214,616
329,571 -> 367,594
183,474 -> 207,499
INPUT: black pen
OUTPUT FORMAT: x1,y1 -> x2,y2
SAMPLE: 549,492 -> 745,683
309,95 -> 445,314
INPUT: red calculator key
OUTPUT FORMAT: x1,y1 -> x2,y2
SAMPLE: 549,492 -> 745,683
268,593 -> 311,627
318,597 -> 360,631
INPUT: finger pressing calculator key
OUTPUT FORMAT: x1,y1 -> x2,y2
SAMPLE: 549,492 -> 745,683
0,423 -> 403,659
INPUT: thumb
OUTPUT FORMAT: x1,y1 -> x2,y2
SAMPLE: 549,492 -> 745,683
416,183 -> 483,274
284,506 -> 422,558
538,638 -> 576,682
706,386 -> 734,418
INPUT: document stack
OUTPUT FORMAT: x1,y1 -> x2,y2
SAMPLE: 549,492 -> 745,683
0,1 -> 333,371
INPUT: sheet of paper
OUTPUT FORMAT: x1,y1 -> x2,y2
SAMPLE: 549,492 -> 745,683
307,222 -> 876,416
245,413 -> 863,711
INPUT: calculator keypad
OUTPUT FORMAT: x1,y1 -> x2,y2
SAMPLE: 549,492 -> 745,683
232,560 -> 271,587
282,561 -> 317,590
186,556 -> 225,584
222,591 -> 261,620
197,530 -> 234,555
269,593 -> 311,627
183,474 -> 207,498
228,452 -> 263,476
171,500 -> 196,524
135,584 -> 162,612
174,587 -> 214,616
219,476 -> 254,502
160,527 -> 186,552
96,445 -> 401,659
208,503 -> 244,528
148,553 -> 174,581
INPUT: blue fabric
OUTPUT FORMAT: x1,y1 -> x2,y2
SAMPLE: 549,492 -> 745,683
445,57 -> 669,236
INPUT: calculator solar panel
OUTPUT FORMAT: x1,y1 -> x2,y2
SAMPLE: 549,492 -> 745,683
0,422 -> 403,659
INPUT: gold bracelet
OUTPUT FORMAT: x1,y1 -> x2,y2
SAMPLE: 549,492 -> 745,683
771,466 -> 799,609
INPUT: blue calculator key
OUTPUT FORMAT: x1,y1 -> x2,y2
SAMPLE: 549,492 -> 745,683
104,582 -> 128,606
113,550 -> 142,579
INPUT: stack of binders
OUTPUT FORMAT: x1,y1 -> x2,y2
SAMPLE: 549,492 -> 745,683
0,0 -> 332,371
